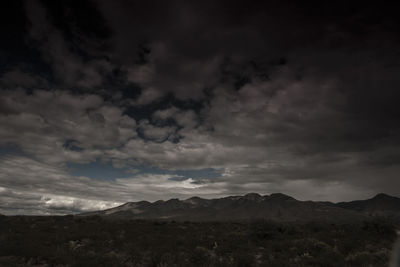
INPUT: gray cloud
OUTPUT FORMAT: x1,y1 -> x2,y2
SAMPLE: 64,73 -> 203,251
0,89 -> 137,165
138,119 -> 177,142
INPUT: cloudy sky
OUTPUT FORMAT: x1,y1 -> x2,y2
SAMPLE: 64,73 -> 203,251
1,0 -> 400,215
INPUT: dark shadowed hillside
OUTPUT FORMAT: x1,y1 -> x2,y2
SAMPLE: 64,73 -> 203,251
336,193 -> 400,219
81,193 -> 400,223
81,193 -> 377,222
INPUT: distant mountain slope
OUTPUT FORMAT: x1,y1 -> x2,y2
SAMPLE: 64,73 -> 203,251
81,193 -> 368,222
336,193 -> 400,218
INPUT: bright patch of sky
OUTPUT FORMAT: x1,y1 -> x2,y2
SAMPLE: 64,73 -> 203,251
66,159 -> 223,181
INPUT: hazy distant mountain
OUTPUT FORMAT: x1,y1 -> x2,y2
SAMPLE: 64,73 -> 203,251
80,193 -> 385,222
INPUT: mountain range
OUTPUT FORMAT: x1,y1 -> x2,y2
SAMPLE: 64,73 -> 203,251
80,193 -> 400,222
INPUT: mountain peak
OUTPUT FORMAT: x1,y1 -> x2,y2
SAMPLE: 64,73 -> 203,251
372,193 -> 392,199
243,193 -> 263,201
184,196 -> 207,205
268,193 -> 295,201
166,198 -> 180,202
185,196 -> 204,201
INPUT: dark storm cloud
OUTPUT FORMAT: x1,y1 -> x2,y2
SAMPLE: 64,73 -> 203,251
99,0 -> 400,196
24,0 -> 110,89
1,0 -> 400,214
95,0 -> 400,146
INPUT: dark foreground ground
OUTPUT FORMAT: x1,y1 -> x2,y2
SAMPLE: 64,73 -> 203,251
0,216 -> 398,267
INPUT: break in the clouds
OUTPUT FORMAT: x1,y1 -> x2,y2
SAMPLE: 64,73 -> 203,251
0,0 -> 400,214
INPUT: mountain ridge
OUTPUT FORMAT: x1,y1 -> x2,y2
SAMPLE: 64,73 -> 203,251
80,193 -> 400,222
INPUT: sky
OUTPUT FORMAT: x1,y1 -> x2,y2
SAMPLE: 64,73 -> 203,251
1,0 -> 400,215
